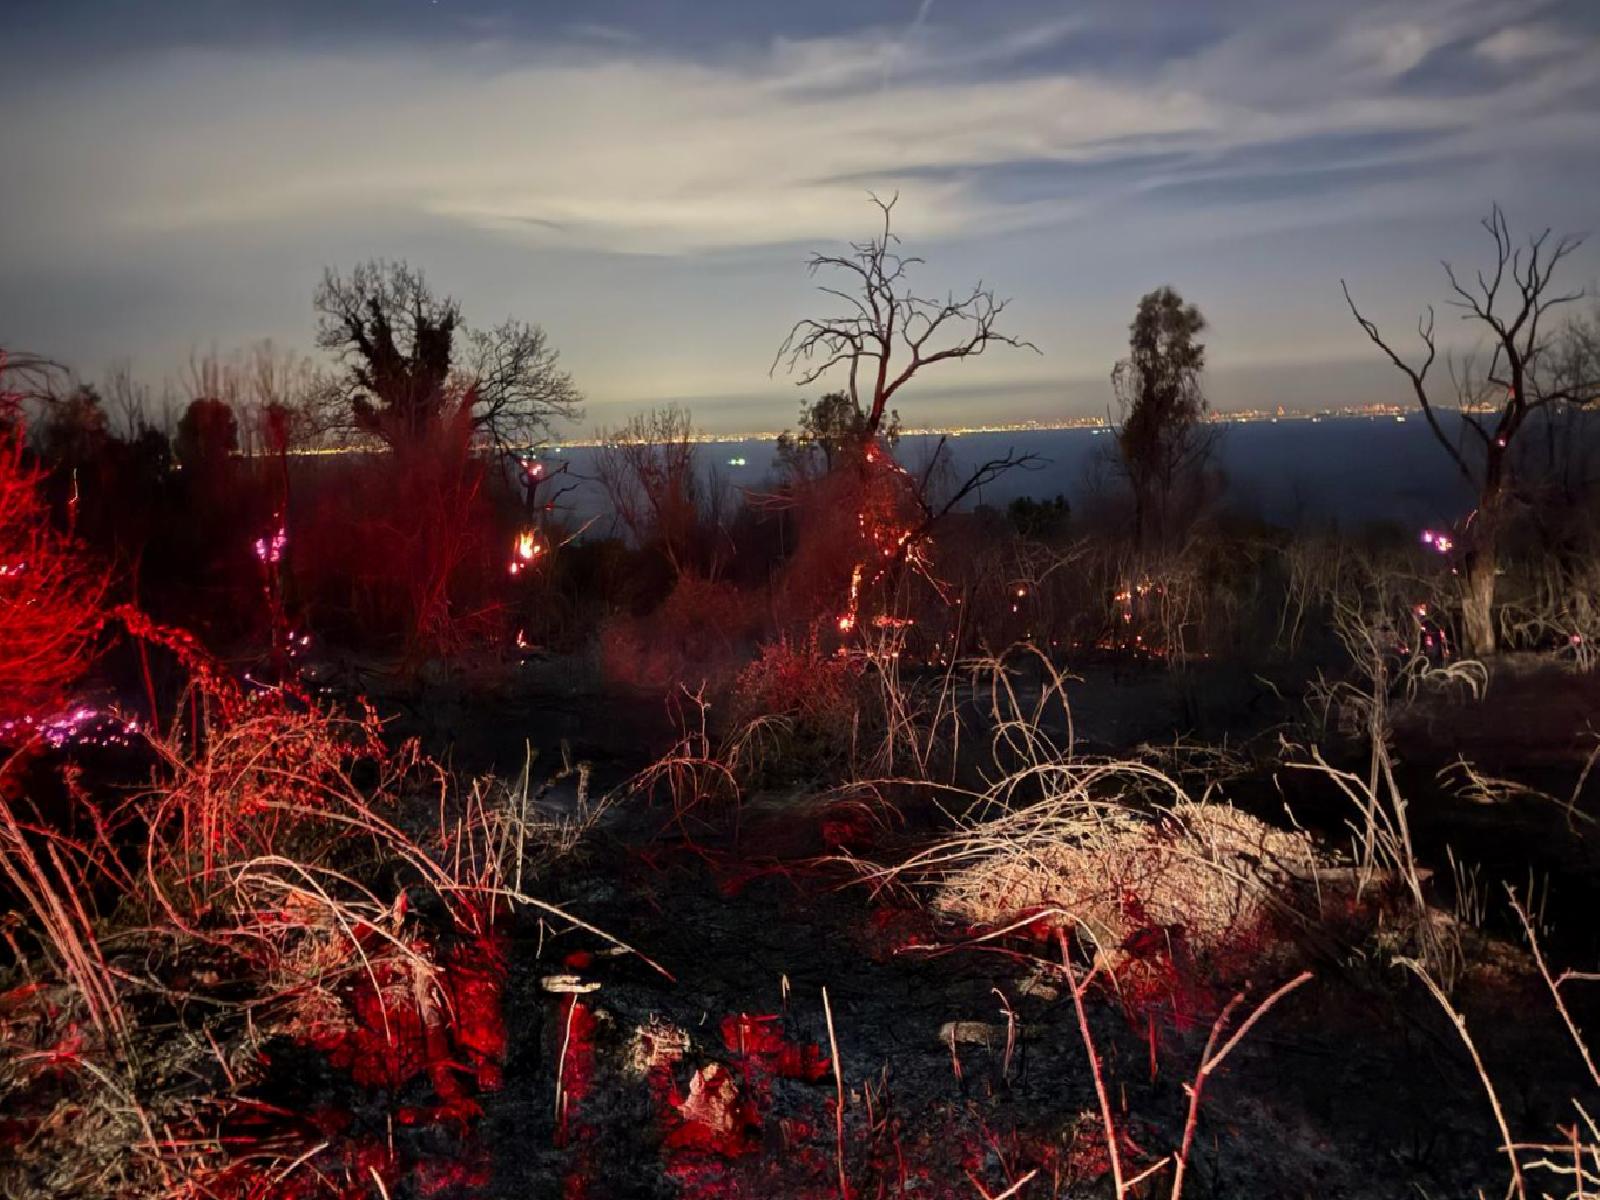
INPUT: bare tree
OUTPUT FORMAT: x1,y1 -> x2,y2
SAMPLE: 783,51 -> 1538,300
772,194 -> 1037,441
1344,206 -> 1600,656
102,361 -> 159,439
0,350 -> 68,431
594,404 -> 705,577
236,339 -> 336,455
462,319 -> 582,453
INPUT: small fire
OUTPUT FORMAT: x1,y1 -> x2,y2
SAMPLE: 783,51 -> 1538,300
1420,530 -> 1454,554
508,529 -> 545,576
837,563 -> 864,632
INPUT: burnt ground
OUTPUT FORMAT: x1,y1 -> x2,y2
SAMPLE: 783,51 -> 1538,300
359,651 -> 1600,1200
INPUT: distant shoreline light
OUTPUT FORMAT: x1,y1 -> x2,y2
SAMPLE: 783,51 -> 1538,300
539,402 -> 1414,449
266,403 -> 1418,458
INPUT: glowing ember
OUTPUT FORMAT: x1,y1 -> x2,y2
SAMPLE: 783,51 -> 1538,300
837,563 -> 864,632
509,529 -> 546,576
0,705 -> 142,750
253,524 -> 287,564
834,440 -> 938,635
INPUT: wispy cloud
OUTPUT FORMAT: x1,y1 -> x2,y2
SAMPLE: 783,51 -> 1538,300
1476,23 -> 1571,64
1,0 -> 1596,412
3,0 -> 1595,265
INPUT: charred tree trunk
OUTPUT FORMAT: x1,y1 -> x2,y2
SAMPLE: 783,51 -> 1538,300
1461,446 -> 1510,657
1461,547 -> 1497,658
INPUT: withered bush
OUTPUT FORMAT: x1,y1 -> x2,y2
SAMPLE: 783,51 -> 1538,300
728,633 -> 867,784
0,432 -> 108,729
0,607 -> 597,1197
291,416 -> 517,660
598,573 -> 760,691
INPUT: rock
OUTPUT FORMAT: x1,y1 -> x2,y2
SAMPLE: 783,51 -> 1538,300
939,1020 -> 1003,1047
541,974 -> 601,994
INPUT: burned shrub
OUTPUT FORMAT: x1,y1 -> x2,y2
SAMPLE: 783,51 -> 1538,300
728,634 -> 867,784
599,573 -> 760,692
0,432 -> 108,731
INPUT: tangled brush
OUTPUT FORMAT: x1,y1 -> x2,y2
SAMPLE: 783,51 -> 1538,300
0,431 -> 108,733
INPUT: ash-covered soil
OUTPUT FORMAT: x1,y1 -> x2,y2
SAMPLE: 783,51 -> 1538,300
357,651 -> 1599,1199
467,792 -> 1585,1199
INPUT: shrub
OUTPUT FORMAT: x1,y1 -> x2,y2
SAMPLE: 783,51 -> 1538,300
0,611 -> 542,1197
0,432 -> 107,732
729,634 -> 866,783
599,574 -> 759,691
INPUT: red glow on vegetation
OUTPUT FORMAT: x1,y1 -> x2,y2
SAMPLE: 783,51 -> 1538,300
720,1012 -> 832,1096
555,995 -> 602,1200
835,440 -> 936,637
296,927 -> 507,1124
0,430 -> 108,732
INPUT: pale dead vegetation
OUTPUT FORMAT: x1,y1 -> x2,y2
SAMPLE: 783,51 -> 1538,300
927,801 -> 1322,970
1402,892 -> 1600,1200
843,649 -> 1329,1005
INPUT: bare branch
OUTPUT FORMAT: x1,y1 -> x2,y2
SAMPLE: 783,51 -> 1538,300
1343,280 -> 1477,488
772,196 -> 1036,437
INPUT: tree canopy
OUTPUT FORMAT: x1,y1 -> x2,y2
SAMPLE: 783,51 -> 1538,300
1112,286 -> 1211,545
776,391 -> 901,478
315,260 -> 582,452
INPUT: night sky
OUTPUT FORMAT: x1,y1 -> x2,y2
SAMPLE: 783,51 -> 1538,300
3,0 -> 1597,432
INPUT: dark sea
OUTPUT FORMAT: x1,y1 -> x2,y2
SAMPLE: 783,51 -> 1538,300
543,415 -> 1495,534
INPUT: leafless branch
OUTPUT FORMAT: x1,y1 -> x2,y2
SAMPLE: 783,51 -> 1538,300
773,195 -> 1038,436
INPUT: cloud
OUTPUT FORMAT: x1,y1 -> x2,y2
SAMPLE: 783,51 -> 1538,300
2,0 -> 1594,270
1476,23 -> 1571,64
2,0 -> 1597,412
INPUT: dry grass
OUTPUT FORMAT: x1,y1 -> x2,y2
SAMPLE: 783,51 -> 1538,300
1499,554 -> 1600,671
926,800 -> 1321,970
843,648 -> 1329,1043
0,625 -> 621,1198
1401,890 -> 1599,1200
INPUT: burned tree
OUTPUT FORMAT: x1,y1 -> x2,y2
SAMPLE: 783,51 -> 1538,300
772,195 -> 1036,442
595,405 -> 705,579
315,260 -> 582,453
1344,206 -> 1600,656
312,262 -> 584,658
770,197 -> 1039,634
